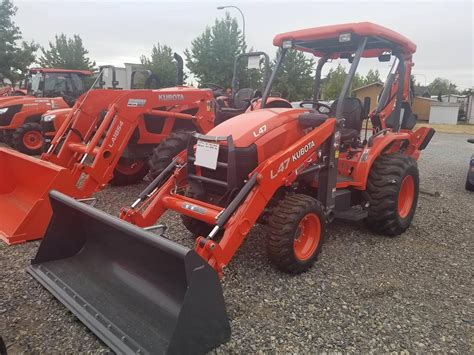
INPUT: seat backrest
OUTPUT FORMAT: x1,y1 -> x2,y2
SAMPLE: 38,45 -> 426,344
233,88 -> 256,110
330,98 -> 363,132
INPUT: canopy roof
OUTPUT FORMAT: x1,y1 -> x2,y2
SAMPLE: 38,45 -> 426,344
30,68 -> 92,76
273,22 -> 416,58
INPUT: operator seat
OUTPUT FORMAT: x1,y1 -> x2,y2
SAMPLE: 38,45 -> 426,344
215,88 -> 259,125
330,98 -> 363,143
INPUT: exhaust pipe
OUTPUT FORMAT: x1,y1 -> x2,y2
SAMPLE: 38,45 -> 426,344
28,191 -> 230,354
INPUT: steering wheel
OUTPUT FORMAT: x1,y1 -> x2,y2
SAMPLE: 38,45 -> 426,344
201,83 -> 225,97
299,100 -> 333,114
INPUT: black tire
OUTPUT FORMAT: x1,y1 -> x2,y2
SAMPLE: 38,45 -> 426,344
266,194 -> 326,274
181,215 -> 215,237
180,188 -> 218,238
12,122 -> 44,155
363,153 -> 419,236
148,131 -> 191,179
2,131 -> 13,146
110,158 -> 150,186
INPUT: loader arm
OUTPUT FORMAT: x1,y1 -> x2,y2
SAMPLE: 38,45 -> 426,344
0,88 -> 214,244
122,118 -> 337,275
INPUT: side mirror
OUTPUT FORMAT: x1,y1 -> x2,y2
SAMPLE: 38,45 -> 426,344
363,96 -> 371,118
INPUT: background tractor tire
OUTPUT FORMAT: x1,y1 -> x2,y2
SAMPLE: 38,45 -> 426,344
148,131 -> 191,180
266,194 -> 326,274
110,158 -> 150,186
3,131 -> 13,146
363,153 -> 419,236
13,123 -> 44,155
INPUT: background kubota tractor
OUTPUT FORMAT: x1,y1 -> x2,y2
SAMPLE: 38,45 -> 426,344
0,68 -> 92,154
0,52 -> 290,245
28,22 -> 435,354
39,58 -> 170,148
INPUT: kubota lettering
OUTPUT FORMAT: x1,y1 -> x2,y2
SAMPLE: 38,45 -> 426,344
292,141 -> 315,162
158,94 -> 184,101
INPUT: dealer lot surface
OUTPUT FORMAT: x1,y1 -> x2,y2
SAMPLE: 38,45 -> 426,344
1,132 -> 472,353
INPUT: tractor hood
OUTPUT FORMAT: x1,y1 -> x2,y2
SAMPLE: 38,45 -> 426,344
42,107 -> 71,117
0,96 -> 32,106
208,107 -> 307,148
0,96 -> 70,111
0,96 -> 53,108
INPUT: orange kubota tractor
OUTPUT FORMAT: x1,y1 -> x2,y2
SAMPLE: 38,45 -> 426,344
29,23 -> 435,353
0,68 -> 92,154
0,52 -> 289,245
39,57 -> 174,147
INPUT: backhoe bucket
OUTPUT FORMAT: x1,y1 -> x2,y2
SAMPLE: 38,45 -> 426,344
28,191 -> 230,354
0,148 -> 75,244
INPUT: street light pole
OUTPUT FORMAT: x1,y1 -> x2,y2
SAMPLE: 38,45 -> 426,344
413,73 -> 427,87
217,5 -> 246,42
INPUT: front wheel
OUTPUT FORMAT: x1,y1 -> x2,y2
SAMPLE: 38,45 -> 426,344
110,158 -> 150,186
12,123 -> 45,155
148,131 -> 192,180
363,153 -> 419,236
266,194 -> 326,274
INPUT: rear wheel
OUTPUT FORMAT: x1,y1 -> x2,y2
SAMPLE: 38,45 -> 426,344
148,131 -> 191,179
13,123 -> 44,155
110,158 -> 150,186
266,194 -> 326,274
363,153 -> 419,236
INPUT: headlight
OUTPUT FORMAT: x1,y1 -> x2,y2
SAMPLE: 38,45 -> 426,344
41,114 -> 56,122
0,107 -> 8,114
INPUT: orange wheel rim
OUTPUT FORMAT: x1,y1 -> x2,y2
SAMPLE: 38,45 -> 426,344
22,131 -> 43,150
115,160 -> 145,175
293,213 -> 321,261
398,175 -> 415,218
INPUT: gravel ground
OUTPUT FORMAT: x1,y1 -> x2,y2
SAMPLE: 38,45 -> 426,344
1,132 -> 473,353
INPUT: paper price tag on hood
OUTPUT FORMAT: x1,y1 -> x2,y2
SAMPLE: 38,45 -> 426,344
195,140 -> 219,170
247,56 -> 260,69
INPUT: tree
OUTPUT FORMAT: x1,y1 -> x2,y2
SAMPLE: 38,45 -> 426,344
38,33 -> 95,70
140,43 -> 182,87
185,13 -> 246,87
322,64 -> 347,100
272,49 -> 315,101
364,69 -> 381,85
0,0 -> 38,85
427,77 -> 458,96
352,73 -> 365,91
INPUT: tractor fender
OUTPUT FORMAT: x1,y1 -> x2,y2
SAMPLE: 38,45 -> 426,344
352,132 -> 413,189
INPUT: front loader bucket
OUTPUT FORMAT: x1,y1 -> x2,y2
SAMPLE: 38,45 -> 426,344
28,191 -> 230,354
0,148 -> 75,244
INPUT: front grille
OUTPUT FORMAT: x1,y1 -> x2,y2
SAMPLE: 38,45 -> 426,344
0,104 -> 22,127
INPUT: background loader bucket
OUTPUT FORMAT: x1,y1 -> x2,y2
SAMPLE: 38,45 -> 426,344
0,148 -> 75,245
28,191 -> 231,354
